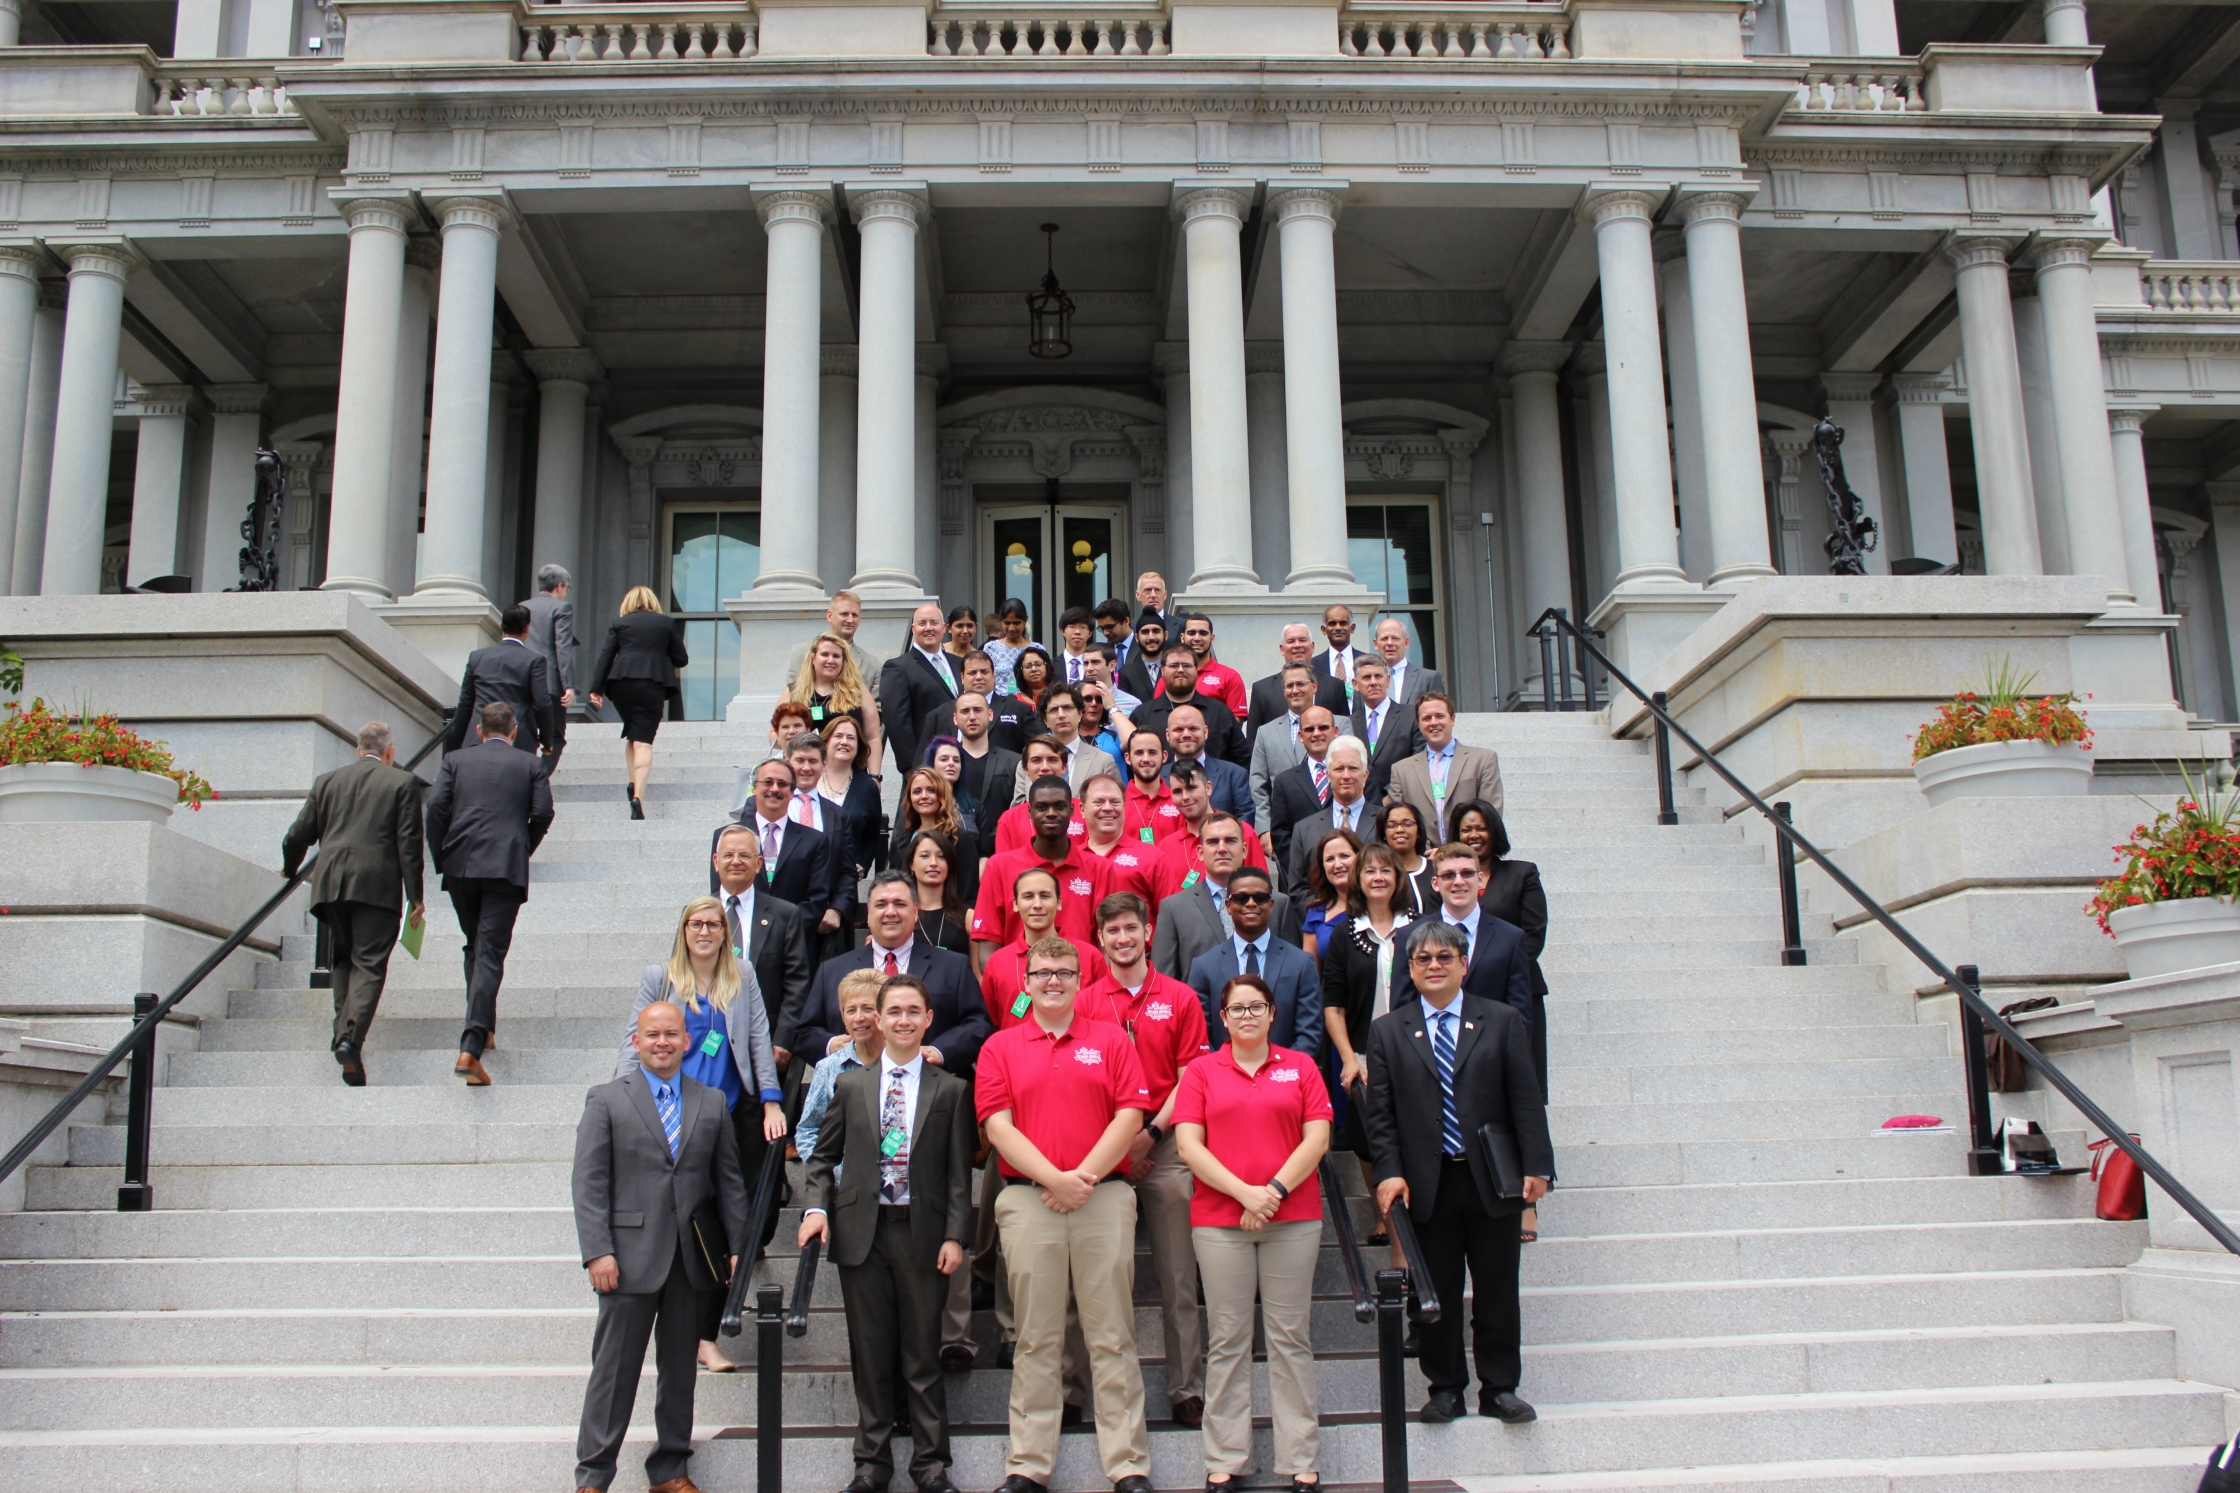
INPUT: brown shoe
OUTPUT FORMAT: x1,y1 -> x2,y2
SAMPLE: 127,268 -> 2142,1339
648,1479 -> 705,1493
456,1053 -> 490,1086
1171,1393 -> 1204,1427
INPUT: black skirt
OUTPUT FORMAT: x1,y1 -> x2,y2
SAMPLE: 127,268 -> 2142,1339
606,678 -> 669,745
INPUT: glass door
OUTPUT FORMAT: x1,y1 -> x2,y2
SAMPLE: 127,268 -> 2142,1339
663,502 -> 760,720
978,498 -> 1127,645
1348,498 -> 1442,668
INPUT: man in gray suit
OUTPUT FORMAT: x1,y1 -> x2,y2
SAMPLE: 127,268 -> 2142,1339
442,603 -> 554,758
1150,814 -> 1303,980
279,721 -> 426,1087
1372,615 -> 1447,708
573,1000 -> 749,1493
520,564 -> 575,767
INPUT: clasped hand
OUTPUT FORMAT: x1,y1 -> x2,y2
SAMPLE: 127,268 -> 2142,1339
1038,1168 -> 1098,1212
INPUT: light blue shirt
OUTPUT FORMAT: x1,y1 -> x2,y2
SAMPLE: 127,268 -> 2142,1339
1232,929 -> 1274,969
794,1047 -> 869,1166
1444,903 -> 1482,959
643,1067 -> 681,1110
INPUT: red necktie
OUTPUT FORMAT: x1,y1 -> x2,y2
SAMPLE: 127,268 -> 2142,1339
883,950 -> 899,977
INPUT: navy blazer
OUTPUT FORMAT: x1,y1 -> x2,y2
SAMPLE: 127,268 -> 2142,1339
713,818 -> 842,931
1187,934 -> 1324,1060
786,932 -> 991,1075
424,736 -> 554,892
1399,913 -> 1533,1033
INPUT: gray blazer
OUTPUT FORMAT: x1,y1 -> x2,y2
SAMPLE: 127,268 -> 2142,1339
521,592 -> 575,696
618,964 -> 781,1105
1248,715 -> 1354,833
571,1069 -> 748,1294
1151,879 -> 1304,982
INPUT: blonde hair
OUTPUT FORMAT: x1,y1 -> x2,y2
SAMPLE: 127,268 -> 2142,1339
666,896 -> 744,1014
837,968 -> 886,1012
901,765 -> 963,841
620,585 -> 663,616
788,630 -> 868,713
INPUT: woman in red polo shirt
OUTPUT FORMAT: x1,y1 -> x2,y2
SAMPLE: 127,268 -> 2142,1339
1172,974 -> 1332,1493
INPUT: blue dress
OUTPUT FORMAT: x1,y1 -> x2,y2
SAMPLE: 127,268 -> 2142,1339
1301,902 -> 1345,962
678,1000 -> 743,1112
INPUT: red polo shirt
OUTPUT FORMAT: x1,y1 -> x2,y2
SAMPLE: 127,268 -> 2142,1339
1170,1045 -> 1333,1227
1124,779 -> 1189,845
1146,822 -> 1269,905
1084,838 -> 1158,904
972,843 -> 1117,947
981,935 -> 1109,1030
1196,658 -> 1249,718
994,799 -> 1086,856
1077,968 -> 1209,1109
976,1013 -> 1153,1177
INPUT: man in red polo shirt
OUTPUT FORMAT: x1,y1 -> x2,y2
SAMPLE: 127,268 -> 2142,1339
991,738 -> 1083,856
1176,612 -> 1249,720
1121,729 -> 1185,845
1081,891 -> 1210,1428
1146,767 -> 1267,905
973,775 -> 1115,966
979,866 -> 1108,1032
978,935 -> 1154,1493
1079,773 -> 1156,903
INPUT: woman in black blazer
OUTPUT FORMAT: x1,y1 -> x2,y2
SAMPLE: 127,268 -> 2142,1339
1457,798 -> 1550,1241
587,585 -> 690,820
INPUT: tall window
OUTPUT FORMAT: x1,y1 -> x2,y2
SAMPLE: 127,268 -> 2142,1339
663,503 -> 759,720
1348,499 -> 1441,668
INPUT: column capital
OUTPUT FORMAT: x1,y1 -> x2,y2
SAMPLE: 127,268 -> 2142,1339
1499,339 -> 1574,377
1815,371 -> 1883,404
49,237 -> 140,281
821,344 -> 857,379
1569,341 -> 1606,377
328,188 -> 414,236
847,184 -> 929,228
402,234 -> 442,276
427,189 -> 509,234
1889,372 -> 1953,402
916,342 -> 950,382
205,382 -> 267,416
523,346 -> 604,386
2024,230 -> 2112,272
1675,182 -> 1758,225
1172,182 -> 1253,224
1268,182 -> 1346,225
131,383 -> 195,420
1944,232 -> 2026,272
0,239 -> 45,282
2108,407 -> 2154,436
1577,183 -> 1668,228
753,185 -> 834,228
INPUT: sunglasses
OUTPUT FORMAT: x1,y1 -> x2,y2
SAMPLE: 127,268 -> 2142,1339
1226,890 -> 1273,905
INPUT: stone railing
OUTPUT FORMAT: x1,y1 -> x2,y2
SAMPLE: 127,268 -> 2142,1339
1794,61 -> 1923,111
2138,261 -> 2240,313
518,4 -> 759,61
927,11 -> 1170,56
1338,5 -> 1570,59
148,64 -> 298,114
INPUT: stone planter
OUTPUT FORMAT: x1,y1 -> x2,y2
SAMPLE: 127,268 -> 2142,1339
2106,896 -> 2240,981
0,762 -> 176,824
1913,738 -> 2093,808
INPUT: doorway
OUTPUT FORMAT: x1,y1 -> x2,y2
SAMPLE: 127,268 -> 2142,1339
977,484 -> 1129,644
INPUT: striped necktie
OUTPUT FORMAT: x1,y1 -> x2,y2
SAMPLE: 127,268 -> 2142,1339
1432,1011 -> 1462,1157
655,1080 -> 681,1160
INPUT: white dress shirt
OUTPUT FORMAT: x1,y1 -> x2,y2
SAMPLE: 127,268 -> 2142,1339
1325,647 -> 1354,683
1387,659 -> 1411,701
881,1050 -> 925,1129
866,934 -> 914,977
1443,902 -> 1482,959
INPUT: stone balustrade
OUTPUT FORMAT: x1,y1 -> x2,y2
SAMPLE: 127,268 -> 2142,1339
927,11 -> 1170,57
1796,63 -> 1921,110
149,66 -> 298,114
518,4 -> 758,61
1339,6 -> 1571,60
2139,261 -> 2240,314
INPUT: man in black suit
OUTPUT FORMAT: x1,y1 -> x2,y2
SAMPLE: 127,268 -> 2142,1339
1349,656 -> 1419,804
799,975 -> 977,1493
920,652 -> 1040,757
280,720 -> 426,1086
731,760 -> 842,993
1267,705 -> 1341,873
1362,919 -> 1553,1426
947,690 -> 1022,861
790,872 -> 990,1077
425,701 -> 555,1085
880,602 -> 961,776
443,603 -> 553,757
710,824 -> 815,1073
1116,608 -> 1168,703
1312,603 -> 1371,695
1246,623 -> 1350,740
1132,648 -> 1248,769
1162,704 -> 1252,821
1283,736 -> 1375,896
1413,843 -> 1534,1032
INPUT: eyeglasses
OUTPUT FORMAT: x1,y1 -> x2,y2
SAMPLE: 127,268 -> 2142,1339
1432,868 -> 1479,882
1410,951 -> 1460,967
684,920 -> 728,934
1025,968 -> 1079,984
1226,891 -> 1272,905
1223,1001 -> 1271,1018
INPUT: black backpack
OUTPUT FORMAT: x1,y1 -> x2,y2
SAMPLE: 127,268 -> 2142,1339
2203,1441 -> 2239,1493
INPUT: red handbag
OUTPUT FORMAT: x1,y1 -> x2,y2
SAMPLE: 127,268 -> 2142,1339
2087,1135 -> 2148,1221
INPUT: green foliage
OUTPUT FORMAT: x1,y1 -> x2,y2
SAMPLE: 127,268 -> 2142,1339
0,697 -> 217,808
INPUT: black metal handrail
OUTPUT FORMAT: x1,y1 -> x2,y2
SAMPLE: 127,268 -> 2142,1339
719,1137 -> 789,1337
1319,1154 -> 1373,1323
786,1237 -> 821,1337
1384,1189 -> 1441,1322
1527,605 -> 2240,1257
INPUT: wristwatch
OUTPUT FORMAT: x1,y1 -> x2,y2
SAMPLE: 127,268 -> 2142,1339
1145,1122 -> 1166,1145
1267,1178 -> 1290,1201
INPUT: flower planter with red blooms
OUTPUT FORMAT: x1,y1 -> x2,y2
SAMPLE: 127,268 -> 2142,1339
0,698 -> 216,824
1911,662 -> 2093,809
2092,788 -> 2240,980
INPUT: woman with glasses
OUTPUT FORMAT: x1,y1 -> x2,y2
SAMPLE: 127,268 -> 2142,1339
620,896 -> 787,1372
1370,801 -> 1434,915
1173,973 -> 1331,1493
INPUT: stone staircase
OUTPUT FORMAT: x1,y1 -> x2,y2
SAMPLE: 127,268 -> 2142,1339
0,713 -> 2229,1489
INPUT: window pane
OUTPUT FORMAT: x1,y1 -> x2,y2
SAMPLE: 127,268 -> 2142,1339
1393,611 -> 1435,670
717,510 -> 761,599
1386,505 -> 1436,606
679,619 -> 717,721
670,512 -> 721,615
1347,507 -> 1390,601
714,614 -> 740,718
991,515 -> 1043,640
1061,515 -> 1114,616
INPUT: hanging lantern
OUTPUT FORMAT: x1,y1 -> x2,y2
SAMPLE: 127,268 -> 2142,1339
1026,223 -> 1074,360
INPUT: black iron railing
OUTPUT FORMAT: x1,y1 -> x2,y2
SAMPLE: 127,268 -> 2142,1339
1331,1083 -> 1442,1493
1527,606 -> 2240,1257
1320,1154 -> 1373,1324
715,1137 -> 820,1493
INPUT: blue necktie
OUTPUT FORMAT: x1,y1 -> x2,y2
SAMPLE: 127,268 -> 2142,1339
655,1081 -> 681,1160
1432,1011 -> 1462,1157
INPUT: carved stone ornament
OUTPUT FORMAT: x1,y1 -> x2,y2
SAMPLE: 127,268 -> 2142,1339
972,404 -> 1135,477
1363,439 -> 1415,479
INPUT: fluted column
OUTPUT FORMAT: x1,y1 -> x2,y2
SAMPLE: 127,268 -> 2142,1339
915,343 -> 944,598
41,240 -> 139,596
322,192 -> 411,599
127,384 -> 193,587
1503,341 -> 1577,688
1176,184 -> 1260,591
387,236 -> 436,598
819,345 -> 857,591
11,279 -> 63,595
1271,185 -> 1353,589
196,383 -> 266,590
2109,406 -> 2162,612
1581,188 -> 1686,589
2030,234 -> 2134,607
0,242 -> 42,591
524,346 -> 601,588
852,186 -> 928,595
1677,187 -> 1776,586
754,188 -> 830,595
412,193 -> 505,600
1891,374 -> 1959,566
1656,231 -> 1711,581
1946,235 -> 2042,576
0,0 -> 22,47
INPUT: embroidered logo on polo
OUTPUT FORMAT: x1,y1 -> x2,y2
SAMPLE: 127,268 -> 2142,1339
1144,1001 -> 1173,1021
1158,804 -> 1180,819
1073,1047 -> 1105,1065
1270,1067 -> 1302,1083
1068,877 -> 1093,896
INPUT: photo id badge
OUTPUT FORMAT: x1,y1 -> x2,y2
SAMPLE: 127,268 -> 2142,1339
700,1030 -> 724,1057
881,1127 -> 906,1158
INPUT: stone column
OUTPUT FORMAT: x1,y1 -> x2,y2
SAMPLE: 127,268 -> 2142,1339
2109,406 -> 2162,611
1244,342 -> 1291,588
196,383 -> 266,591
481,367 -> 512,601
1502,343 -> 1576,641
321,193 -> 411,600
386,237 -> 436,599
1945,236 -> 2042,576
2011,288 -> 2069,574
851,186 -> 928,596
11,279 -> 63,595
915,344 -> 944,601
1271,184 -> 1354,589
2042,0 -> 2088,44
818,346 -> 857,592
1573,345 -> 1618,602
1814,372 -> 1890,575
1675,187 -> 1776,586
1175,184 -> 1260,591
753,187 -> 830,596
1156,342 -> 1193,582
2030,235 -> 2135,607
41,240 -> 139,596
414,193 -> 504,600
1581,187 -> 1686,590
1890,373 -> 1959,566
0,242 -> 42,590
1656,233 -> 1711,582
2154,100 -> 2221,261
524,346 -> 601,586
0,0 -> 21,47
126,384 -> 192,587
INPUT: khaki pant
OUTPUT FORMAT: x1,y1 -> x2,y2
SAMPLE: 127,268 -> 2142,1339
1131,1130 -> 1204,1405
1193,1220 -> 1323,1479
995,1180 -> 1151,1482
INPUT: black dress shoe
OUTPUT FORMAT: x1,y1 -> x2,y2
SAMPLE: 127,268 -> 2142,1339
843,1478 -> 882,1493
1401,1323 -> 1420,1359
1481,1390 -> 1537,1423
995,1341 -> 1015,1370
1060,1402 -> 1086,1428
940,1344 -> 976,1373
1419,1389 -> 1465,1424
334,1042 -> 365,1087
1170,1394 -> 1203,1427
918,1475 -> 960,1493
1113,1478 -> 1153,1493
995,1478 -> 1048,1493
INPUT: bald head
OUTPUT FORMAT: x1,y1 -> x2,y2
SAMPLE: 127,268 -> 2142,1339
634,1000 -> 688,1079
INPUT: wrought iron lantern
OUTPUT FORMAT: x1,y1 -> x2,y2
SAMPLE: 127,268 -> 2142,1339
1026,223 -> 1075,360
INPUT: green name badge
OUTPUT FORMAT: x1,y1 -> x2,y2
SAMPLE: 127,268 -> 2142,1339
1140,827 -> 1155,844
1010,990 -> 1032,1019
810,705 -> 826,721
1182,870 -> 1201,890
881,1127 -> 906,1158
700,1030 -> 724,1056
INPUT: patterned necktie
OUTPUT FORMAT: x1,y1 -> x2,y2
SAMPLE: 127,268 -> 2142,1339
1432,1011 -> 1462,1156
1312,761 -> 1329,805
1243,940 -> 1261,977
792,792 -> 815,828
879,1069 -> 911,1204
1212,886 -> 1233,939
883,948 -> 899,977
655,1080 -> 681,1160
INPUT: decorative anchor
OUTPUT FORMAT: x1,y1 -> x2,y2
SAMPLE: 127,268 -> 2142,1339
1812,417 -> 1879,576
234,447 -> 287,592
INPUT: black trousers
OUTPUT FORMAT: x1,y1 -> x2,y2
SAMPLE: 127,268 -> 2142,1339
695,1098 -> 785,1342
839,1208 -> 951,1482
1416,1155 -> 1524,1398
320,899 -> 399,1052
574,1244 -> 700,1491
446,877 -> 524,1056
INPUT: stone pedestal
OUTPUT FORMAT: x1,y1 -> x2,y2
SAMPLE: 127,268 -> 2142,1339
369,595 -> 501,683
1585,581 -> 1728,687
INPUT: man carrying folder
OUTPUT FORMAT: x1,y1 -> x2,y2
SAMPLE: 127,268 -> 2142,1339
1361,919 -> 1553,1426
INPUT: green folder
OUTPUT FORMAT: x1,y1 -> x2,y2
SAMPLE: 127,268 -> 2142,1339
399,913 -> 424,961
